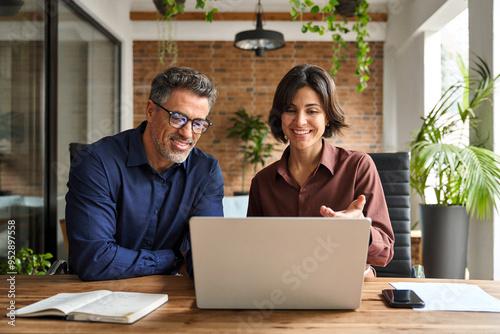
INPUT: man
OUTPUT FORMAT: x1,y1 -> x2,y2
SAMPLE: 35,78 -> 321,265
65,67 -> 224,281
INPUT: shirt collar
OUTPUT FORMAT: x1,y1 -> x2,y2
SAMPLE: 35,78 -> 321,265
127,121 -> 149,167
318,140 -> 336,175
277,139 -> 336,178
276,146 -> 290,177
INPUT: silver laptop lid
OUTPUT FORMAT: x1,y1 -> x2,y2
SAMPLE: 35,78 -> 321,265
189,217 -> 371,310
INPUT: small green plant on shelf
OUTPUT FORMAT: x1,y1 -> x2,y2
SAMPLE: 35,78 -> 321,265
290,0 -> 372,91
0,248 -> 53,275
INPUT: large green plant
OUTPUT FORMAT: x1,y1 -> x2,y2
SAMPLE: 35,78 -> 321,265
226,108 -> 276,192
409,57 -> 500,220
290,0 -> 372,91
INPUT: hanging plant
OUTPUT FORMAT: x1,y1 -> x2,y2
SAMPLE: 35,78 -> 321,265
151,0 -> 371,90
156,13 -> 178,65
153,0 -> 218,64
154,0 -> 218,21
290,0 -> 372,92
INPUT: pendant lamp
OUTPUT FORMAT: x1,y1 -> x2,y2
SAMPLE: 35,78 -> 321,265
233,0 -> 285,57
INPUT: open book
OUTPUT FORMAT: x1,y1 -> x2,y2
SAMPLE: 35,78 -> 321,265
12,290 -> 168,324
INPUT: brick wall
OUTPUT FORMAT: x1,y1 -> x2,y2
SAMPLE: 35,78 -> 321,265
133,40 -> 384,196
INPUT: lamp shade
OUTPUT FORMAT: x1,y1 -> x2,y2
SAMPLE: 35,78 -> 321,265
234,11 -> 285,57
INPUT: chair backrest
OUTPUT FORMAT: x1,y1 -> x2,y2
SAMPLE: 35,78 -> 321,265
59,219 -> 69,255
69,142 -> 89,162
48,142 -> 88,275
368,152 -> 412,277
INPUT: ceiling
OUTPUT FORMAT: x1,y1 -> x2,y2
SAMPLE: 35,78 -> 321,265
128,0 -> 389,42
129,0 -> 389,14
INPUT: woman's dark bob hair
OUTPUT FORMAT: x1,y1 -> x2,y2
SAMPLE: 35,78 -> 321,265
268,63 -> 348,144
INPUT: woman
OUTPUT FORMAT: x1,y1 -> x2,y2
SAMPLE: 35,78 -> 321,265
247,64 -> 394,276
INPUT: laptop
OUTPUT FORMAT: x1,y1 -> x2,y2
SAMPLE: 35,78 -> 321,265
189,217 -> 371,310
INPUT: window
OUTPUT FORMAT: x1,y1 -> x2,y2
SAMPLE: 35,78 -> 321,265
423,9 -> 469,205
440,9 -> 469,146
56,0 -> 120,258
0,0 -> 120,261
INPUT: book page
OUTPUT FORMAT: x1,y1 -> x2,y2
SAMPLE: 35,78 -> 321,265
70,292 -> 168,319
15,290 -> 112,317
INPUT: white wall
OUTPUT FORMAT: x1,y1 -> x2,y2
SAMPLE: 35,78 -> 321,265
468,0 -> 500,280
73,0 -> 135,131
384,0 -> 465,236
383,0 -> 467,152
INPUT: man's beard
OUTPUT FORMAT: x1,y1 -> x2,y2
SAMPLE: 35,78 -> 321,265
151,123 -> 195,164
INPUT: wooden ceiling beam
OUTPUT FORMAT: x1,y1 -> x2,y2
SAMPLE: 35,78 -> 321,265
130,11 -> 387,22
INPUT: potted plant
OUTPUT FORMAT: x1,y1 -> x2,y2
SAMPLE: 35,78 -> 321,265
290,0 -> 372,91
153,0 -> 218,64
226,108 -> 276,195
0,248 -> 53,275
409,56 -> 500,279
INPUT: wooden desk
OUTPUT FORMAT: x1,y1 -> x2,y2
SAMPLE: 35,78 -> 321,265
2,275 -> 500,333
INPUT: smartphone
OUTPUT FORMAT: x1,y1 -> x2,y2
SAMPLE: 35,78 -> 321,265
382,289 -> 425,308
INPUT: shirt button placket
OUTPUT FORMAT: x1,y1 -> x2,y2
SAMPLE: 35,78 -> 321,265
153,178 -> 164,215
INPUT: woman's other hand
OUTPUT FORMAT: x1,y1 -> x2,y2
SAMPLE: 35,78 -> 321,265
320,195 -> 366,218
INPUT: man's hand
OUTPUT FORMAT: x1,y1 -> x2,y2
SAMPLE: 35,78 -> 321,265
320,195 -> 366,218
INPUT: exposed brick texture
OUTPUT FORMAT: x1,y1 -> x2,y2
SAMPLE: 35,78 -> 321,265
133,40 -> 384,196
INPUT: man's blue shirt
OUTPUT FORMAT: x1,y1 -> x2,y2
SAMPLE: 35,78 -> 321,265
65,121 -> 224,281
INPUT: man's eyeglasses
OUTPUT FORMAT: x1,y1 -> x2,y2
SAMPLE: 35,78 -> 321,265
152,100 -> 212,134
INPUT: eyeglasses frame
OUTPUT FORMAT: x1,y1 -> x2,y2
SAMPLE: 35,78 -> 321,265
151,100 -> 213,134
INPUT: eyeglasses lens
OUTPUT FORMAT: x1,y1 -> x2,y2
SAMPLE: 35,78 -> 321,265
170,113 -> 187,127
170,112 -> 209,134
193,121 -> 209,133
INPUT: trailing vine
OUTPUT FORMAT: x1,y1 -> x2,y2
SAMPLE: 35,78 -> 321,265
155,0 -> 218,64
157,13 -> 178,65
289,0 -> 372,91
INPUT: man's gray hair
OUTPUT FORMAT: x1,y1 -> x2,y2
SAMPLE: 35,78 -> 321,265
149,66 -> 217,111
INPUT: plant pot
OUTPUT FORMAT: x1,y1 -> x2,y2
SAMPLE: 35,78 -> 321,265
153,0 -> 186,17
420,204 -> 469,279
336,0 -> 356,17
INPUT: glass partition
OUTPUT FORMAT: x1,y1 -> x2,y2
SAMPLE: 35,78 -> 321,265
56,1 -> 120,259
0,0 -> 46,260
0,0 -> 120,262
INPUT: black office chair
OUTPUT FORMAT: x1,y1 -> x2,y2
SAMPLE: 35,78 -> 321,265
69,142 -> 90,164
369,152 -> 413,278
46,142 -> 89,275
